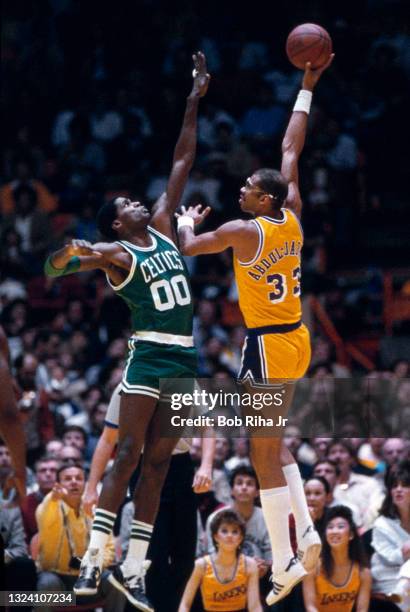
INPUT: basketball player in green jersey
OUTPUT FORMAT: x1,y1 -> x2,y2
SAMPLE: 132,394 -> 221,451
44,53 -> 210,611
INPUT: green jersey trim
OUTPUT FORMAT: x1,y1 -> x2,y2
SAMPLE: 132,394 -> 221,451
131,331 -> 194,346
105,242 -> 138,291
148,225 -> 178,249
121,235 -> 157,252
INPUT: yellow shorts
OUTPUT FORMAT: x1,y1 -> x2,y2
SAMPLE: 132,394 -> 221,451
238,323 -> 311,385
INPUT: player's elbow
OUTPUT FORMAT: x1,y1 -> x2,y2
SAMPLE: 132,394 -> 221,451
172,157 -> 192,177
179,240 -> 196,256
281,139 -> 296,157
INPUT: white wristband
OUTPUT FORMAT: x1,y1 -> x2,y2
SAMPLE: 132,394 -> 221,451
293,89 -> 312,114
177,216 -> 194,230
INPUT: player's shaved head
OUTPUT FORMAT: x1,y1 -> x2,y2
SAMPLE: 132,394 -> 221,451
254,168 -> 289,209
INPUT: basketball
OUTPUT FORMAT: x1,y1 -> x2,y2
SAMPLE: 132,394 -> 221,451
286,23 -> 332,70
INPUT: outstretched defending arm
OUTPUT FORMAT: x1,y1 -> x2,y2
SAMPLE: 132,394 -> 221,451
281,55 -> 334,218
44,239 -> 132,285
150,52 -> 210,240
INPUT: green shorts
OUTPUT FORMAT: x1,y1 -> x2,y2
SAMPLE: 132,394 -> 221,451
121,338 -> 197,399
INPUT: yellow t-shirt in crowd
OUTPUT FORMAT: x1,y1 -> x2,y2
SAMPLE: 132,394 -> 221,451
36,492 -> 114,575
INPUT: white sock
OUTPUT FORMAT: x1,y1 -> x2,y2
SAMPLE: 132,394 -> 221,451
283,463 -> 313,539
123,520 -> 153,576
87,508 -> 117,568
260,486 -> 293,573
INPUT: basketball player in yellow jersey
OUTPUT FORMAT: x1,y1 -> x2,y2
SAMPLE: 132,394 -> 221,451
177,55 -> 334,605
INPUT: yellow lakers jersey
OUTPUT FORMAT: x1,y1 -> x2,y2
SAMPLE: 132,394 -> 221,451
233,209 -> 303,328
200,554 -> 248,611
315,562 -> 361,611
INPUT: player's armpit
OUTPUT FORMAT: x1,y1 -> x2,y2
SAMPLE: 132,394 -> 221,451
284,181 -> 303,219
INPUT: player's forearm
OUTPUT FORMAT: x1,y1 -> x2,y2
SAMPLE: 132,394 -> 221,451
200,434 -> 215,470
178,226 -> 198,256
282,60 -> 320,160
281,108 -> 308,161
44,246 -> 81,277
48,246 -> 75,269
87,435 -> 115,489
173,95 -> 200,168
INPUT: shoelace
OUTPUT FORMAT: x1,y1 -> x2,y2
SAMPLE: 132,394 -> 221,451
285,556 -> 298,572
125,571 -> 146,591
80,564 -> 99,580
270,555 -> 298,585
297,526 -> 317,559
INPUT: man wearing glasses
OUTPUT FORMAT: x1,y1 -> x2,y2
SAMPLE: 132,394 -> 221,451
177,55 -> 333,605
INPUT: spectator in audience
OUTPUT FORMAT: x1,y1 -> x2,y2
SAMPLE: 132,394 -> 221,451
20,455 -> 59,544
0,440 -> 29,505
303,505 -> 371,612
2,185 -> 52,274
327,440 -> 383,531
283,425 -> 315,477
59,444 -> 83,464
36,463 -> 121,610
312,437 -> 332,463
14,352 -> 54,464
45,438 -> 64,459
240,82 -> 286,142
304,476 -> 332,537
205,466 -> 271,577
371,460 -> 410,610
62,425 -> 88,454
358,437 -> 386,472
383,439 -> 407,470
224,437 -> 251,472
179,508 -> 262,612
313,459 -> 363,531
0,158 -> 58,216
84,401 -> 108,460
0,501 -> 37,605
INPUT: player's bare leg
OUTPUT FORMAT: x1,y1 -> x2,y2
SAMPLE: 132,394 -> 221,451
74,393 -> 157,596
109,403 -> 179,611
246,382 -> 319,605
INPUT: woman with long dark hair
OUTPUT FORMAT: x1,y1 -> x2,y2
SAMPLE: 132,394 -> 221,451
371,460 -> 410,610
303,505 -> 371,611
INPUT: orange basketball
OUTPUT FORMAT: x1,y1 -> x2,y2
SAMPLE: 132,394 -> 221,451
286,23 -> 332,70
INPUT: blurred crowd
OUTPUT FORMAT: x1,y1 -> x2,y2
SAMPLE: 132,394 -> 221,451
1,434 -> 410,610
1,0 -> 410,610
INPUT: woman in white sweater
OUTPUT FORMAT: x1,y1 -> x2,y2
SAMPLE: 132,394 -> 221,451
371,460 -> 410,609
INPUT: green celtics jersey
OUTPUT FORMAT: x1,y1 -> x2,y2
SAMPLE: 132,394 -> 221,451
106,226 -> 193,336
